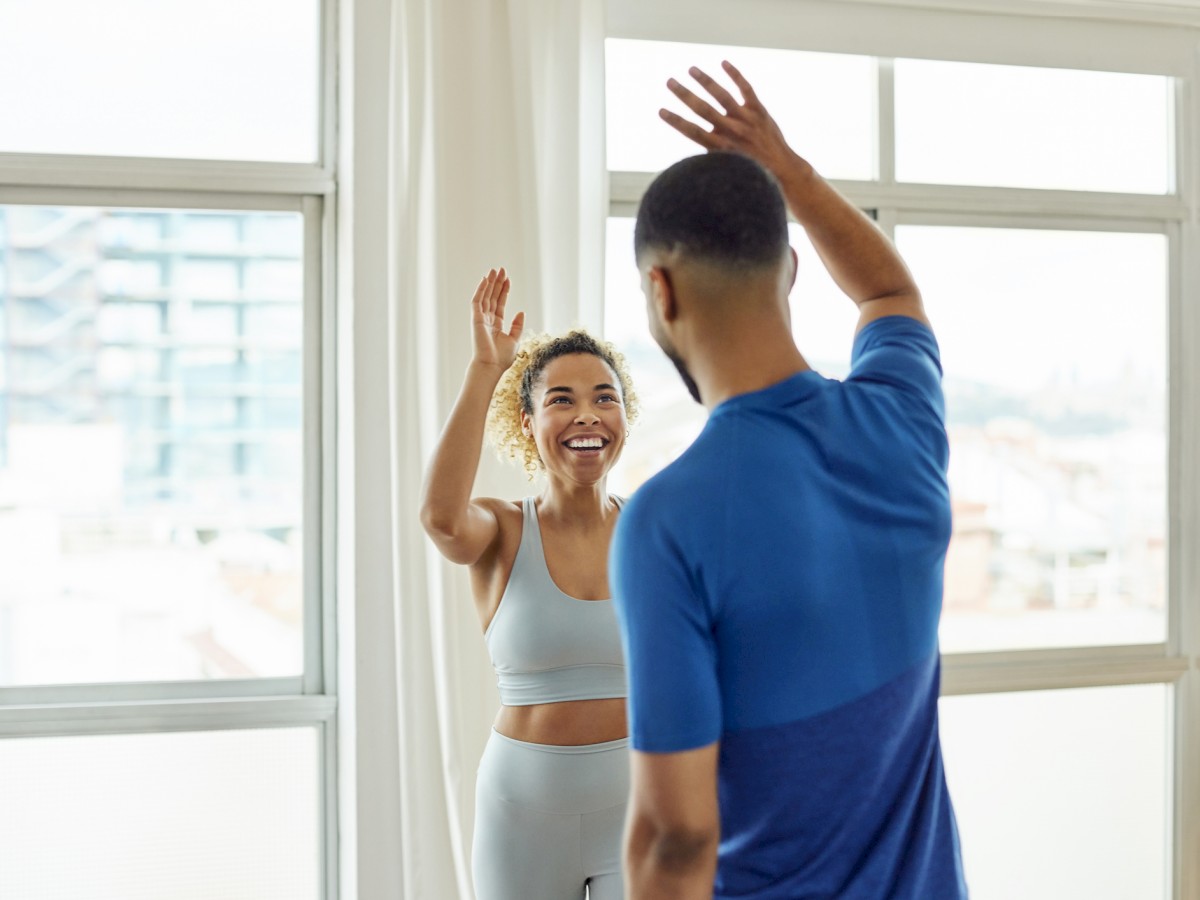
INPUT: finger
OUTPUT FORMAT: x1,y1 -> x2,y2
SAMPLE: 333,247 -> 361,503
721,60 -> 761,109
483,268 -> 498,317
659,108 -> 723,151
471,275 -> 489,318
688,66 -> 740,113
667,78 -> 724,128
495,275 -> 512,323
509,310 -> 526,342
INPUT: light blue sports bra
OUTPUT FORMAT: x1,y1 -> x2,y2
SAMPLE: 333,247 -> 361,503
483,496 -> 627,706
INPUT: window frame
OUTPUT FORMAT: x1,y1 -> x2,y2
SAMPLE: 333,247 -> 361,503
605,2 -> 1200,897
0,1 -> 340,898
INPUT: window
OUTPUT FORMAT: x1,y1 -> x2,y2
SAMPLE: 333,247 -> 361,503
0,2 -> 336,898
603,4 -> 1195,895
0,206 -> 306,685
0,0 -> 320,162
0,727 -> 322,899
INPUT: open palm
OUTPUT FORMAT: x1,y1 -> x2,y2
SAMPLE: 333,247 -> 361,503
659,61 -> 795,179
471,267 -> 525,370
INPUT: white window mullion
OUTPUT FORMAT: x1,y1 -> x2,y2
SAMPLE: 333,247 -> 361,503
0,185 -> 306,214
1173,59 -> 1200,892
876,58 -> 896,186
941,644 -> 1186,696
609,172 -> 1188,223
0,155 -> 333,196
0,695 -> 335,738
0,678 -> 305,707
303,196 -> 327,698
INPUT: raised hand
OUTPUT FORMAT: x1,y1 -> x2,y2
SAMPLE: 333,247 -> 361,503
660,61 -> 798,179
471,267 -> 525,370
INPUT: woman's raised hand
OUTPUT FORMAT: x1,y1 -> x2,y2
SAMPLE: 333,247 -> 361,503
471,267 -> 525,370
659,61 -> 798,180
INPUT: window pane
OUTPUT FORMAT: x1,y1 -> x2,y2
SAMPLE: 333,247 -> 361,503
896,226 -> 1166,652
0,727 -> 321,900
0,0 -> 320,162
0,205 -> 306,685
939,685 -> 1170,900
786,223 -> 860,379
895,60 -> 1173,194
606,39 -> 875,179
603,217 -> 853,495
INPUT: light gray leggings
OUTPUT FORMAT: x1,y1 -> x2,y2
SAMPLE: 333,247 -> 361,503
473,729 -> 629,900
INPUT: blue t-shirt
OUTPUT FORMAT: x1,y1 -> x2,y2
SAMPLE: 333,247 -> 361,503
611,316 -> 968,899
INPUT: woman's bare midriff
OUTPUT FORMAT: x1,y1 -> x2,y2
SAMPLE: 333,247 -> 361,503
495,697 -> 627,746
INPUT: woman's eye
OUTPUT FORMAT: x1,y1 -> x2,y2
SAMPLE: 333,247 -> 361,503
598,394 -> 618,403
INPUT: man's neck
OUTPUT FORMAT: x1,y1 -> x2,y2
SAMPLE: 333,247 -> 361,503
687,313 -> 810,410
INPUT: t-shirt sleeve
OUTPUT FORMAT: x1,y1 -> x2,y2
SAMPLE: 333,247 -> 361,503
610,488 -> 721,753
848,316 -> 945,419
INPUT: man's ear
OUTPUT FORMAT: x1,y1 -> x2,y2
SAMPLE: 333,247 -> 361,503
787,246 -> 799,293
649,266 -> 678,324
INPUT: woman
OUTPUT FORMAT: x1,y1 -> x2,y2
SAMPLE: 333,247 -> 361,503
419,267 -> 638,900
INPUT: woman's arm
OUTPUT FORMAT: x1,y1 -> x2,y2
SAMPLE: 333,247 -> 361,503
419,269 -> 525,565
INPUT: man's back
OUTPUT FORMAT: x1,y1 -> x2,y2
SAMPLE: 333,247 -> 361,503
612,316 -> 968,898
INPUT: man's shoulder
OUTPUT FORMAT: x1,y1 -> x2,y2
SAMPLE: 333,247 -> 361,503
620,437 -> 732,544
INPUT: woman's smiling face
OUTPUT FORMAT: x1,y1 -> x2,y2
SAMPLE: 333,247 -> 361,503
522,353 -> 628,483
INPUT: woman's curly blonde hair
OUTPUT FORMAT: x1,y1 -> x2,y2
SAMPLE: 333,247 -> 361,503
486,329 -> 639,479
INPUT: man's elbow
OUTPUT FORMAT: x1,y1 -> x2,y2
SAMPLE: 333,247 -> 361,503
634,820 -> 719,874
653,828 -> 718,871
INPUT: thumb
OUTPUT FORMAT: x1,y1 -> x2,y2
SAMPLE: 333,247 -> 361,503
509,311 -> 526,342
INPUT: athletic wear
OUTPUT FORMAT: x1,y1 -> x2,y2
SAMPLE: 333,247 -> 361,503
484,496 -> 627,706
473,494 -> 630,900
611,316 -> 968,898
473,730 -> 628,900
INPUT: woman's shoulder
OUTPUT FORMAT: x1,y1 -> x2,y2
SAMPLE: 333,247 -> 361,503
473,496 -> 526,533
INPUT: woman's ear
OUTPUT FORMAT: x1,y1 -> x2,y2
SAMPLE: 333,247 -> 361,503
520,409 -> 532,437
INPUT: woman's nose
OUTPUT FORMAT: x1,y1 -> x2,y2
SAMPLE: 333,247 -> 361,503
575,409 -> 600,425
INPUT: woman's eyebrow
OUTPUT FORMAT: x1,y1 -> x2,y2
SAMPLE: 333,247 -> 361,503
545,383 -> 617,396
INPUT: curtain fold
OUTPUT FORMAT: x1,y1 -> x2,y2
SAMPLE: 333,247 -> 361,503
370,1 -> 607,896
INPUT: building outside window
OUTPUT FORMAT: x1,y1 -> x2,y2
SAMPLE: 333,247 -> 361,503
0,2 -> 337,898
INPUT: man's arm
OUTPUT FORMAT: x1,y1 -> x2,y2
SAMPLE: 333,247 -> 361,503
610,493 -> 725,897
626,743 -> 721,900
661,62 -> 929,335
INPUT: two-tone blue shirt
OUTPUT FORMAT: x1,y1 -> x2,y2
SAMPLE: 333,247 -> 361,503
611,316 -> 968,898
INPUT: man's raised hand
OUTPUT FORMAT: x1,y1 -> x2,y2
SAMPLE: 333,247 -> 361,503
660,61 -> 799,180
471,267 -> 525,370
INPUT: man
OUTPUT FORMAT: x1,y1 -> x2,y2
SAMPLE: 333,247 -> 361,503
610,62 -> 969,899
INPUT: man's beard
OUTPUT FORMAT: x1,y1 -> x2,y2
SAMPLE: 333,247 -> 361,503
647,310 -> 702,404
665,348 -> 702,405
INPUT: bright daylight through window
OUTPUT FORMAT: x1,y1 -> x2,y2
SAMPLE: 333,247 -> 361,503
0,206 -> 306,685
0,1 -> 331,898
605,32 -> 1181,900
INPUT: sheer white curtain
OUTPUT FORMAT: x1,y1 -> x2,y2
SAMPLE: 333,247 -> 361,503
339,0 -> 606,898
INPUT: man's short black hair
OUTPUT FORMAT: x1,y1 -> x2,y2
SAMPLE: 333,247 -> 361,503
634,152 -> 788,271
